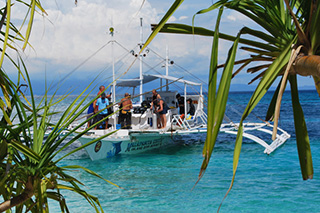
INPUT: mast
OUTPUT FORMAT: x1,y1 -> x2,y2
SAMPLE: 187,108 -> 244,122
110,26 -> 117,129
139,17 -> 143,103
165,45 -> 169,91
184,83 -> 187,120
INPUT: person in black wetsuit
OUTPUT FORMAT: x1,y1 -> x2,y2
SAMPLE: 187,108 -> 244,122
187,98 -> 195,116
176,93 -> 185,115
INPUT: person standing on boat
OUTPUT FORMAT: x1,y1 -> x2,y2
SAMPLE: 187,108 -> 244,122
95,92 -> 109,129
119,93 -> 133,129
150,89 -> 161,111
150,89 -> 162,128
155,98 -> 168,129
87,103 -> 95,128
187,98 -> 195,118
94,85 -> 111,113
176,93 -> 185,115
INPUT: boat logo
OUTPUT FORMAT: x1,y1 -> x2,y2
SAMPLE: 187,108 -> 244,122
95,141 -> 102,152
107,142 -> 122,157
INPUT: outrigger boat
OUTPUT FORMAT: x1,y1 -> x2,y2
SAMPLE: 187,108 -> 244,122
73,73 -> 208,161
70,19 -> 290,161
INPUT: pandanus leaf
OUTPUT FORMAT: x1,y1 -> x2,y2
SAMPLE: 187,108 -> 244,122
218,40 -> 293,210
272,45 -> 303,140
22,0 -> 36,51
154,23 -> 278,52
289,75 -> 313,180
309,1 -> 320,54
62,165 -> 122,188
200,7 -> 241,180
199,7 -> 223,179
265,80 -> 282,121
0,1 -> 11,69
8,140 -> 40,163
56,184 -> 103,213
313,76 -> 320,97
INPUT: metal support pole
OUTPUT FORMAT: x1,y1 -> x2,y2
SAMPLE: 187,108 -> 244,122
139,17 -> 143,103
111,28 -> 117,129
184,83 -> 187,120
166,45 -> 169,91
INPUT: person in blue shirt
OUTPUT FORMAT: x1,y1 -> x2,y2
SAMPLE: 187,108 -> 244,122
95,92 -> 109,129
87,103 -> 95,128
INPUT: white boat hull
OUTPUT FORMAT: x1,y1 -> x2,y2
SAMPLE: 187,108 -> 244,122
78,130 -> 176,161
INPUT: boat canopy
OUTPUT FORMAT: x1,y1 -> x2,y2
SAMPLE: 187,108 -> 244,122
116,74 -> 202,88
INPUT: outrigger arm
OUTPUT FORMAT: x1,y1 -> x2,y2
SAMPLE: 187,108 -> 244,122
219,123 -> 290,154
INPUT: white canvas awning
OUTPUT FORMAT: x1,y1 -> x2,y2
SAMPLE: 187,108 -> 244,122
116,74 -> 202,87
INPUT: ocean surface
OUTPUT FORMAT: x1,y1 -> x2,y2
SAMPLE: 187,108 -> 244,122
48,90 -> 320,212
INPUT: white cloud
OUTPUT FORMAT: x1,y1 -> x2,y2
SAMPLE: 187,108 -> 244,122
168,16 -> 177,22
178,16 -> 188,21
6,0 -> 221,84
226,10 -> 250,22
6,0 -> 310,92
226,15 -> 236,21
26,1 -> 153,64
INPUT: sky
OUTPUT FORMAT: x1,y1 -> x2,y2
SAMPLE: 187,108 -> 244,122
3,0 -> 316,95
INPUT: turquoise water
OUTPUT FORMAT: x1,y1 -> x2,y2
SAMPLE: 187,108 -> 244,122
50,90 -> 320,212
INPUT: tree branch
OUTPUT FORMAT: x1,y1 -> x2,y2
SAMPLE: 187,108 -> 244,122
0,177 -> 34,212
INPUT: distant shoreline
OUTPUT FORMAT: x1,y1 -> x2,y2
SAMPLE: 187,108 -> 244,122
0,88 -> 317,97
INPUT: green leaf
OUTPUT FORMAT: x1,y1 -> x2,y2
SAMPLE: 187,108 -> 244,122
218,38 -> 294,206
289,75 -> 313,180
218,124 -> 244,212
0,98 -> 11,124
312,76 -> 320,97
200,8 -> 241,179
199,7 -> 223,178
56,184 -> 103,213
46,192 -> 70,213
22,0 -> 36,50
155,23 -> 279,52
193,0 -> 226,17
265,79 -> 282,121
310,1 -> 320,53
9,140 -> 41,162
0,1 -> 11,70
0,139 -> 8,161
192,0 -> 227,31
241,40 -> 294,120
62,165 -> 122,188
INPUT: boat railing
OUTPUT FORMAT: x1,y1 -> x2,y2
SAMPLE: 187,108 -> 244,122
171,109 -> 207,130
196,109 -> 207,124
